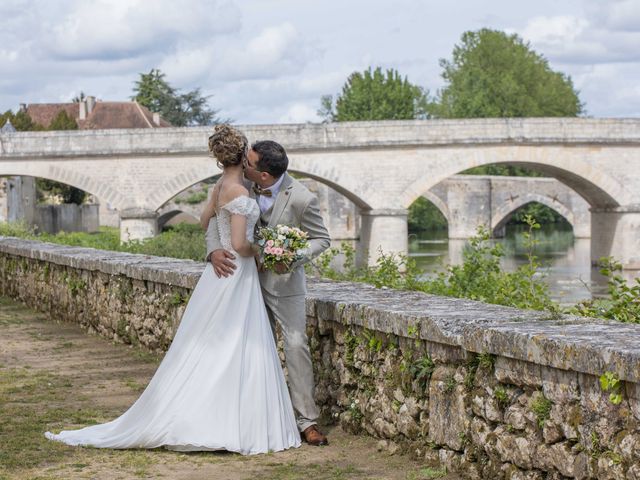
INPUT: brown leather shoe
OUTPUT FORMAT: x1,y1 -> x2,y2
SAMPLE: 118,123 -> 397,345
302,425 -> 328,446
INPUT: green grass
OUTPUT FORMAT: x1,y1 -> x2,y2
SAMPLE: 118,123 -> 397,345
406,467 -> 448,479
123,377 -> 146,393
250,462 -> 364,480
530,392 -> 553,428
0,222 -> 206,261
0,365 -> 180,478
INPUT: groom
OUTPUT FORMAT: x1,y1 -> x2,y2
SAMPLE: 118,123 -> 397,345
205,140 -> 331,446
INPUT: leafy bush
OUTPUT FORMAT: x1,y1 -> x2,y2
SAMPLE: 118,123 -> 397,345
311,216 -> 556,312
569,258 -> 640,323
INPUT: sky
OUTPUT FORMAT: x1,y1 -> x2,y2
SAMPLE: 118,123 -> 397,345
1,0 -> 639,125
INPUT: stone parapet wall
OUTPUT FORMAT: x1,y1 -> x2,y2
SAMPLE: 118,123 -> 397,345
0,236 -> 638,479
2,118 -> 640,160
0,237 -> 202,350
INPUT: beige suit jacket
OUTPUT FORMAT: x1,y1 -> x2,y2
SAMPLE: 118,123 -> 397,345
205,173 -> 331,296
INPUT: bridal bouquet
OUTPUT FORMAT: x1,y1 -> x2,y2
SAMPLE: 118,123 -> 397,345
256,224 -> 310,273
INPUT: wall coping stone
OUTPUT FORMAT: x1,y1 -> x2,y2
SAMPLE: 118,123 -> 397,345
2,118 -> 640,159
2,235 -> 639,385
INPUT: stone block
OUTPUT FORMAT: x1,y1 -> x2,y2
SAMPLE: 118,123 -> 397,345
429,366 -> 470,451
541,366 -> 579,403
504,404 -> 529,431
578,372 -> 632,445
494,426 -> 535,470
495,356 -> 542,388
535,442 -> 579,478
425,340 -> 468,363
627,381 -> 640,422
627,464 -> 640,480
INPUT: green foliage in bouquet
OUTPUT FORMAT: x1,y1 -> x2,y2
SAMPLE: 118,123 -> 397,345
256,225 -> 310,273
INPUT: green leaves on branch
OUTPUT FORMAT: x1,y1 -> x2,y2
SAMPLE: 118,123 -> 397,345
426,216 -> 556,311
48,110 -> 78,130
319,67 -> 429,122
408,197 -> 447,233
132,69 -> 225,126
569,258 -> 640,323
0,110 -> 45,132
599,371 -> 623,405
430,28 -> 584,119
319,29 -> 584,123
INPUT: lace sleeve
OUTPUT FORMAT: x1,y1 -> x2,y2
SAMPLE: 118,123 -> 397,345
220,196 -> 255,217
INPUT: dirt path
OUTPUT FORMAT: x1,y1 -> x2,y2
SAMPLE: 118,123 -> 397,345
0,296 -> 459,480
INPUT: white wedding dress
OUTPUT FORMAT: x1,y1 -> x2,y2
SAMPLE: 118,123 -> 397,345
45,196 -> 301,455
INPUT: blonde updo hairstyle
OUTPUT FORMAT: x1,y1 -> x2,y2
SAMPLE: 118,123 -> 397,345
208,124 -> 248,169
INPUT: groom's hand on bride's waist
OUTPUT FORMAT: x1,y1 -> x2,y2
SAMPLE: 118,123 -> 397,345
210,249 -> 236,278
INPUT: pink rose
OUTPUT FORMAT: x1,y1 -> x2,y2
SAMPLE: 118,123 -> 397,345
266,240 -> 274,247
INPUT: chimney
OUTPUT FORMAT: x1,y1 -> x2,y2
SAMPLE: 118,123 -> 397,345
79,100 -> 87,120
152,112 -> 160,126
19,103 -> 27,112
86,96 -> 96,114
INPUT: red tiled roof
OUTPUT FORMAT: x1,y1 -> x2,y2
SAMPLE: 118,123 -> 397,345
26,104 -> 79,129
24,101 -> 172,130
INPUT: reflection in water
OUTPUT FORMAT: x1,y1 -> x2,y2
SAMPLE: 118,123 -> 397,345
331,225 -> 640,305
408,225 -> 609,305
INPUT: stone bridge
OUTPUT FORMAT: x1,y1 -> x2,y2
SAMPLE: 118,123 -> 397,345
426,175 -> 591,239
0,118 -> 639,270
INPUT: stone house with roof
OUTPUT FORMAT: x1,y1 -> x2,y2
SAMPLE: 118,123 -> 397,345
2,97 -> 172,230
21,96 -> 172,130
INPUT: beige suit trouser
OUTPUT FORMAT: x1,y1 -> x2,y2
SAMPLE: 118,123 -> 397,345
261,288 -> 320,432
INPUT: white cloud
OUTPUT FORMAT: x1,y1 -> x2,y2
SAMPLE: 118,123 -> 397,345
519,15 -> 589,46
592,0 -> 640,31
0,0 -> 638,122
517,13 -> 640,65
45,0 -> 241,61
278,102 -> 319,123
208,22 -> 317,81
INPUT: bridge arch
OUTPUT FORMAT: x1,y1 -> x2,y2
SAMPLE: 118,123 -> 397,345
419,191 -> 450,224
401,149 -> 631,210
157,209 -> 199,230
0,164 -> 125,207
152,167 -> 372,212
491,194 -> 575,235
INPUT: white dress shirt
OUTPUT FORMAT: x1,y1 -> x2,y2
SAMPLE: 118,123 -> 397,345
257,174 -> 285,213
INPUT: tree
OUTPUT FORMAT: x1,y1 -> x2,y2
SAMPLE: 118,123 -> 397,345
428,29 -> 583,225
320,67 -> 433,231
408,197 -> 447,233
429,29 -> 584,119
1,110 -> 45,131
72,91 -> 86,103
132,69 -> 224,126
320,67 -> 429,122
48,110 -> 78,130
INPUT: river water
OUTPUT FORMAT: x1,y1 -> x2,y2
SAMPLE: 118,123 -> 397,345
408,225 -> 610,306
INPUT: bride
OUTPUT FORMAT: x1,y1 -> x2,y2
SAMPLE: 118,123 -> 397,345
45,125 -> 301,455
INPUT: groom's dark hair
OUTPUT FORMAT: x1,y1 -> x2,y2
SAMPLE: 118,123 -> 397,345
252,140 -> 288,178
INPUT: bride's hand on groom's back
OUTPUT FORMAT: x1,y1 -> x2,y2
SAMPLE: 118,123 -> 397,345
210,249 -> 236,278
